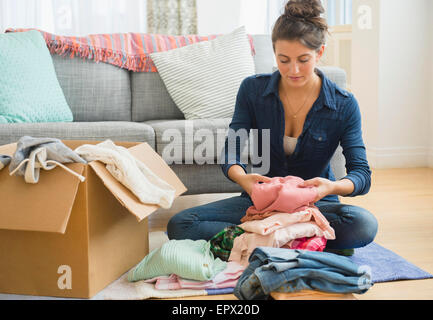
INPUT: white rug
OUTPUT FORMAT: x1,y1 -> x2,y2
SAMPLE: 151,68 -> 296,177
92,231 -> 208,300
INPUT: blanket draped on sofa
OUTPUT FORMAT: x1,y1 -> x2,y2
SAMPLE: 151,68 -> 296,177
6,28 -> 256,73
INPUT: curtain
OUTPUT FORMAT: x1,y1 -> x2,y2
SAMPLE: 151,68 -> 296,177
0,0 -> 148,35
147,0 -> 197,35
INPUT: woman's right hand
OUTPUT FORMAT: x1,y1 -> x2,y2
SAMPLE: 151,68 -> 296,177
236,173 -> 272,197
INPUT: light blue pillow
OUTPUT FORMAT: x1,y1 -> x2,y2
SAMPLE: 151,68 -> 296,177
0,30 -> 73,123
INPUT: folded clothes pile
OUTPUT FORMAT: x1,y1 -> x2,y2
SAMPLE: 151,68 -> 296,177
128,239 -> 245,292
234,246 -> 372,299
212,176 -> 336,267
205,175 -> 372,298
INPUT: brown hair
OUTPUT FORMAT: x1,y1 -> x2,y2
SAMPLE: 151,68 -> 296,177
272,0 -> 329,52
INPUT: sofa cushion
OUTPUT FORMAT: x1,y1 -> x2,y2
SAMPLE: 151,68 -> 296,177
251,35 -> 275,74
0,30 -> 73,124
169,164 -> 244,195
146,118 -> 250,165
146,119 -> 229,164
131,72 -> 185,122
131,34 -> 275,122
318,66 -> 347,89
51,55 -> 131,122
0,122 -> 155,148
149,27 -> 255,120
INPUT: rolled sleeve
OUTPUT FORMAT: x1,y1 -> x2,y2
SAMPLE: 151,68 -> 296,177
340,94 -> 372,197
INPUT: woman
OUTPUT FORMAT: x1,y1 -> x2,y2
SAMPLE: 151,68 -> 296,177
167,0 -> 377,255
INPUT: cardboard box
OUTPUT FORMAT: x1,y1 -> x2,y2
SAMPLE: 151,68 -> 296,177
0,140 -> 187,298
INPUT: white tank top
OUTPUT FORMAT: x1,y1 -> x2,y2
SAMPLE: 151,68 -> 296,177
284,136 -> 298,155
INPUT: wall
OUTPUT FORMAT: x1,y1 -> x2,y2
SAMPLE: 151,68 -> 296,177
351,0 -> 380,166
430,0 -> 433,168
352,0 -> 432,168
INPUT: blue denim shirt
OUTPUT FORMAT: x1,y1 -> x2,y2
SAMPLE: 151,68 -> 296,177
221,69 -> 371,202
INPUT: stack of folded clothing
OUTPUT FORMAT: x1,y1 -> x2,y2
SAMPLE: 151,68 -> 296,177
128,239 -> 245,292
216,176 -> 336,267
234,246 -> 372,299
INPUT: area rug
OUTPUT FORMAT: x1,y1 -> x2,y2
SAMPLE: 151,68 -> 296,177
2,238 -> 431,300
349,242 -> 433,283
91,239 -> 433,299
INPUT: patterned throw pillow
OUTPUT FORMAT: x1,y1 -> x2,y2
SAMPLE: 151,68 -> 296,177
0,30 -> 73,123
150,26 -> 255,120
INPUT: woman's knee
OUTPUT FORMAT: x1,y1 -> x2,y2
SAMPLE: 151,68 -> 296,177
347,206 -> 378,247
166,209 -> 197,240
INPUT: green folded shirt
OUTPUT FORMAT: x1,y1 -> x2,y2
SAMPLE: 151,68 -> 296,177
128,239 -> 227,282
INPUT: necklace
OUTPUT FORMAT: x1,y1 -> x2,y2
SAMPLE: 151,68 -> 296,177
280,78 -> 317,119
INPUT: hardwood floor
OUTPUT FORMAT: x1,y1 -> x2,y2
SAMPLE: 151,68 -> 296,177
149,168 -> 433,300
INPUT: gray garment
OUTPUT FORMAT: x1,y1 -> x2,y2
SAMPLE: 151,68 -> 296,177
9,136 -> 86,182
0,155 -> 11,170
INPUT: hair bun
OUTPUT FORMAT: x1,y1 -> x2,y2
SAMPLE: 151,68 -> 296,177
284,0 -> 324,19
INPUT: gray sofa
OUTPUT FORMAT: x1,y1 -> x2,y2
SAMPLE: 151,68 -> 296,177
0,34 -> 347,194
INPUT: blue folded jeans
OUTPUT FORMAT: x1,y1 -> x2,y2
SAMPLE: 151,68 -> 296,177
167,195 -> 378,250
234,246 -> 372,300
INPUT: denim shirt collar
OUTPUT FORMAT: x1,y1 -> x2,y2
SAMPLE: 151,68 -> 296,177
262,68 -> 337,111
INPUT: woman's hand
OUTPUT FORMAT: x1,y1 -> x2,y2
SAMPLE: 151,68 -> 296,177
237,173 -> 272,197
301,177 -> 336,202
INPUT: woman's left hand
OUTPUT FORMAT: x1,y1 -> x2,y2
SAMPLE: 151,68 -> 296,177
301,177 -> 336,202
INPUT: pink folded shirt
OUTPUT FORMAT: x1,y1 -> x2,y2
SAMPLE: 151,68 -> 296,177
229,221 -> 330,266
241,176 -> 318,223
143,261 -> 245,290
239,210 -> 312,235
239,207 -> 335,239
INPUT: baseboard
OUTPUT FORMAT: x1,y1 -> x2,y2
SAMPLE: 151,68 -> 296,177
367,146 -> 432,169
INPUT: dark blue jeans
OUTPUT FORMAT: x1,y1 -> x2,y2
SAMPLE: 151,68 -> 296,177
167,195 -> 378,249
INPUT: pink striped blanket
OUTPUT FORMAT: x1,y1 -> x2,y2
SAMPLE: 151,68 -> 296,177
6,28 -> 256,72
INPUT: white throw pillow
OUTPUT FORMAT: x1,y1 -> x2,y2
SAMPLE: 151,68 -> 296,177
150,26 -> 255,120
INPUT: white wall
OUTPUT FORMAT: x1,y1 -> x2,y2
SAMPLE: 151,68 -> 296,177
430,0 -> 433,168
352,0 -> 432,168
377,0 -> 430,167
351,0 -> 380,165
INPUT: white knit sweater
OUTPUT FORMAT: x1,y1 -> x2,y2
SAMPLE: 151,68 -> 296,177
75,140 -> 176,209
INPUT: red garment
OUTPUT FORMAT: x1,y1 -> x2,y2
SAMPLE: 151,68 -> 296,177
288,236 -> 327,252
241,176 -> 318,223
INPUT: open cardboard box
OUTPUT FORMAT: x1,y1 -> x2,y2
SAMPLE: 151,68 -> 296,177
0,140 -> 187,298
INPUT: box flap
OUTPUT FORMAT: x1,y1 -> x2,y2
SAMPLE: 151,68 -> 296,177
89,142 -> 187,222
61,139 -> 140,150
0,160 -> 85,233
0,142 -> 17,157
